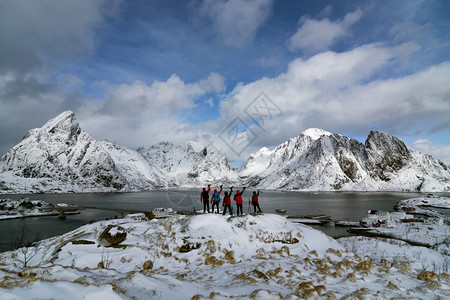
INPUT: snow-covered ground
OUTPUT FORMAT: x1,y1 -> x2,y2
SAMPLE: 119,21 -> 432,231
399,195 -> 450,209
350,196 -> 450,256
1,213 -> 449,299
338,236 -> 449,274
353,221 -> 450,254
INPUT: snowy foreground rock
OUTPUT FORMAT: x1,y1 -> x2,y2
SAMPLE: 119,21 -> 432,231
1,214 -> 449,299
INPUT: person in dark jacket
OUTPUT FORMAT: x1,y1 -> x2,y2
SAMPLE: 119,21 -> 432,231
222,187 -> 233,215
251,190 -> 262,213
233,187 -> 246,215
200,185 -> 211,213
210,185 -> 223,213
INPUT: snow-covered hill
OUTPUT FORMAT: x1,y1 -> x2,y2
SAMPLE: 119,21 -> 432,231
239,129 -> 450,192
0,213 -> 448,299
0,111 -> 449,193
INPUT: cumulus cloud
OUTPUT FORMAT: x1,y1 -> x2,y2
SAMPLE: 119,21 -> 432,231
220,43 -> 398,118
216,43 -> 450,160
100,72 -> 225,117
288,8 -> 363,53
75,73 -> 225,148
199,0 -> 273,48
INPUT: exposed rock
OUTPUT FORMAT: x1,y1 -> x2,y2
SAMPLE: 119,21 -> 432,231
142,260 -> 153,270
99,225 -> 127,246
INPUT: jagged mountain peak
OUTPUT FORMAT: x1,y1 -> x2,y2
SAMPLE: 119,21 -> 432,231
43,110 -> 76,129
364,130 -> 412,179
22,110 -> 79,142
301,128 -> 333,140
365,130 -> 407,147
0,111 -> 162,193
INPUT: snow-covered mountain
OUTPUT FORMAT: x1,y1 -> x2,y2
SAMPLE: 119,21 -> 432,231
137,141 -> 237,187
0,111 -> 235,193
0,111 -> 449,193
0,111 -> 165,193
239,128 -> 450,192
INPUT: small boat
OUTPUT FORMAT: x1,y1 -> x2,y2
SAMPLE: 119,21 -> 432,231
275,209 -> 286,214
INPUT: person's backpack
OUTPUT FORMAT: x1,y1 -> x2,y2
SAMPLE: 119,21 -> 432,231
213,192 -> 220,202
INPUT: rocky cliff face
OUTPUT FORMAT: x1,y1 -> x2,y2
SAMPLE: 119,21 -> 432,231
363,131 -> 413,182
239,129 -> 450,192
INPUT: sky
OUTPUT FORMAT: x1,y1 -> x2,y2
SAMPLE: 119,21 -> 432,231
1,0 -> 449,166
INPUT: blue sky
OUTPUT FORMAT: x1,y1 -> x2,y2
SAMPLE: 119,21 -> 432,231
1,0 -> 449,165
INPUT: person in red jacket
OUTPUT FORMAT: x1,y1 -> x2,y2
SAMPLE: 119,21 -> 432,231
251,190 -> 262,213
233,187 -> 246,215
200,184 -> 211,213
222,187 -> 233,216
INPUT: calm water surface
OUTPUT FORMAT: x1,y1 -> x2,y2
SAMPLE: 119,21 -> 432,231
1,190 -> 443,252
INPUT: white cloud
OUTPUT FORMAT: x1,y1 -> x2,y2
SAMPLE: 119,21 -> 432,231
411,139 -> 450,166
216,43 -> 450,160
74,73 -> 226,149
220,43 -> 397,117
205,97 -> 214,108
197,72 -> 226,94
101,72 -> 225,117
288,8 -> 363,53
200,0 -> 273,48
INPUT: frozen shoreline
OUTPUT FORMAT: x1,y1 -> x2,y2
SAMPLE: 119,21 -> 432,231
0,198 -> 79,220
399,195 -> 450,209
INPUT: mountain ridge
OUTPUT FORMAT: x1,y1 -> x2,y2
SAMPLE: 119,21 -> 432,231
239,129 -> 449,191
0,111 -> 449,193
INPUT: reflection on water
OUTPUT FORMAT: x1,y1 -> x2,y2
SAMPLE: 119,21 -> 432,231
0,190 -> 438,252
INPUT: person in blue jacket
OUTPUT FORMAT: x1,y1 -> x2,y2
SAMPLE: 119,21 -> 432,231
210,185 -> 223,213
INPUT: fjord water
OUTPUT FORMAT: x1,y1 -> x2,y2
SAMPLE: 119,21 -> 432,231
0,190 -> 430,252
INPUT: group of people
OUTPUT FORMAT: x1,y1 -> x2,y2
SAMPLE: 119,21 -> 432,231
200,184 -> 262,215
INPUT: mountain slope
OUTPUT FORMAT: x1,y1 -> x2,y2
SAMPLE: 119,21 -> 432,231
239,129 -> 450,192
137,141 -> 238,186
